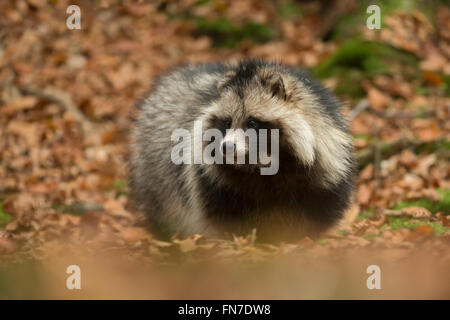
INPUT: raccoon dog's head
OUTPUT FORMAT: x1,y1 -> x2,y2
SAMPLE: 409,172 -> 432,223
199,60 -> 354,188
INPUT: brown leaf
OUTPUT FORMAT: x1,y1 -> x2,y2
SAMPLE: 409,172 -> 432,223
420,54 -> 448,72
407,188 -> 441,203
401,206 -> 432,219
103,198 -> 134,219
357,184 -> 372,205
359,164 -> 374,180
297,237 -> 316,249
391,229 -> 411,244
367,87 -> 391,110
423,71 -> 443,86
0,231 -> 18,253
173,234 -> 203,252
416,155 -> 437,178
121,227 -> 150,244
413,120 -> 442,142
441,215 -> 449,227
1,96 -> 38,115
7,121 -> 40,146
405,224 -> 434,242
5,220 -> 19,232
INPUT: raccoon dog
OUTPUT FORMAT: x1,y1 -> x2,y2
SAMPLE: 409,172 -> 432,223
130,60 -> 355,242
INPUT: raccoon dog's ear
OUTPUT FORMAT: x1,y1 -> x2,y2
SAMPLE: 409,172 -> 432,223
216,70 -> 236,94
262,74 -> 287,100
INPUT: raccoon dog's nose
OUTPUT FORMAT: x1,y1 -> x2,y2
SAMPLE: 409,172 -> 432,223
221,141 -> 235,156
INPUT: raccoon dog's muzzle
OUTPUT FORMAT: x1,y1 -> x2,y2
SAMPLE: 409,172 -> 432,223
220,129 -> 249,164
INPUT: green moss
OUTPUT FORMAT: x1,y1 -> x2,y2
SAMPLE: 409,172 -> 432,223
441,140 -> 450,151
194,17 -> 274,48
417,72 -> 450,97
354,133 -> 371,141
394,188 -> 450,214
279,1 -> 302,20
0,201 -> 12,227
314,39 -> 417,78
386,216 -> 412,231
356,209 -> 376,221
384,189 -> 450,235
194,0 -> 211,6
424,222 -> 449,237
442,74 -> 450,96
111,180 -> 128,198
415,139 -> 450,154
312,39 -> 418,98
416,106 -> 428,118
336,230 -> 350,237
165,1 -> 275,48
385,216 -> 449,236
362,233 -> 379,241
415,86 -> 429,96
331,0 -> 434,40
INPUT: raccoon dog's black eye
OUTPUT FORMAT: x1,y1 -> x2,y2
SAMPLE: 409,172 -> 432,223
224,118 -> 232,128
246,119 -> 258,130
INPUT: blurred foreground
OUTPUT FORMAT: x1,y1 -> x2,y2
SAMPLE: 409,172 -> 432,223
2,240 -> 450,299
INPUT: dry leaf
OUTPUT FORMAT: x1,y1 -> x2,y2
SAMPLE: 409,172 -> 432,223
103,198 -> 134,219
174,234 -> 203,252
1,96 -> 38,115
401,206 -> 432,219
405,224 -> 434,242
121,227 -> 150,244
357,184 -> 372,205
367,87 -> 391,110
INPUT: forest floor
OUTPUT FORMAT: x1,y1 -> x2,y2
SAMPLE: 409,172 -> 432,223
0,0 -> 449,299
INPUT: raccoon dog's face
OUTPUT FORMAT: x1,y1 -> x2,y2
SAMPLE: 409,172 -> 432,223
199,63 -> 354,187
203,71 -> 286,175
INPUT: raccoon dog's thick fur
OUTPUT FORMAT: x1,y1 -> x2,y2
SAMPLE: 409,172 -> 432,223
130,59 -> 355,242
